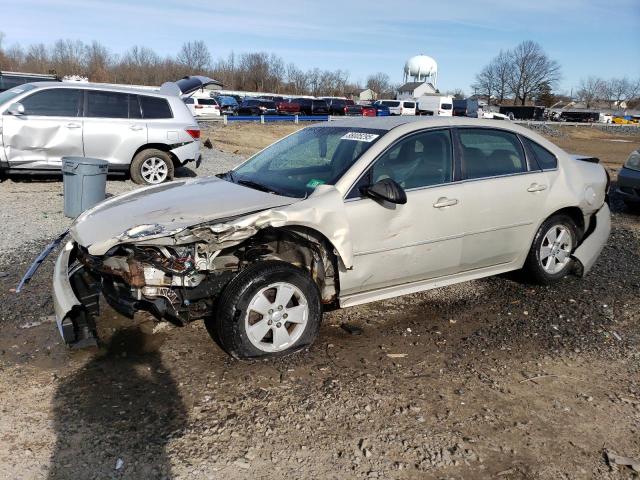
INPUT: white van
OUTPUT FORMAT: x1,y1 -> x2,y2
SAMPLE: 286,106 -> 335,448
374,99 -> 416,116
417,95 -> 453,116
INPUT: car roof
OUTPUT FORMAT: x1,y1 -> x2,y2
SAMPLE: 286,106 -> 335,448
315,116 -> 534,134
25,81 -> 171,97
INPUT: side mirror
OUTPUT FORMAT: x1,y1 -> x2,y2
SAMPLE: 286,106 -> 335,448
7,102 -> 25,116
361,178 -> 407,205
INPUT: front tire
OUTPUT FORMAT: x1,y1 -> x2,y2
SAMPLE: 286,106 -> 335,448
208,261 -> 322,359
523,214 -> 578,285
130,149 -> 174,185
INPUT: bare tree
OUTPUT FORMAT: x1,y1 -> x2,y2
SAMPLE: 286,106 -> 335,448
177,40 -> 211,72
508,40 -> 560,105
51,39 -> 86,75
85,41 -> 112,82
602,77 -> 636,109
472,50 -> 511,105
576,76 -> 605,108
366,72 -> 392,97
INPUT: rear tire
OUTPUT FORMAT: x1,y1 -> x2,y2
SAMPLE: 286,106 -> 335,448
207,261 -> 322,359
523,214 -> 578,285
130,149 -> 174,185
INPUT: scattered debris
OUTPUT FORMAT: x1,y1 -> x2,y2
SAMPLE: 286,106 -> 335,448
115,458 -> 124,471
340,323 -> 363,335
604,449 -> 640,473
203,138 -> 213,149
386,353 -> 407,358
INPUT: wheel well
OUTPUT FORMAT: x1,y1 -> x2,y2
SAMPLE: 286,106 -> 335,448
132,144 -> 180,168
232,226 -> 340,305
548,206 -> 586,238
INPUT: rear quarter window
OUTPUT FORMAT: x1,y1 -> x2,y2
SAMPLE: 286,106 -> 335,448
139,95 -> 173,119
522,137 -> 558,170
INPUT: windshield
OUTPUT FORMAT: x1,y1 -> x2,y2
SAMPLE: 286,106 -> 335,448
227,127 -> 385,197
0,84 -> 36,106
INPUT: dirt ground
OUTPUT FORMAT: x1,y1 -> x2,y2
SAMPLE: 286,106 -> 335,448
0,122 -> 639,480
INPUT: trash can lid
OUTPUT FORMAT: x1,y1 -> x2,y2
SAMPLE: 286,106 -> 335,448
62,156 -> 109,167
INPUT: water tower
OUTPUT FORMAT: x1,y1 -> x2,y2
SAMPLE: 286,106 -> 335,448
403,55 -> 438,87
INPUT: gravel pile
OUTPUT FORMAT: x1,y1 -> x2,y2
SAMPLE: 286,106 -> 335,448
519,122 -> 566,138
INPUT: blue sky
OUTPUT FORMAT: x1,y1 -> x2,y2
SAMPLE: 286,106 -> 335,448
1,0 -> 639,94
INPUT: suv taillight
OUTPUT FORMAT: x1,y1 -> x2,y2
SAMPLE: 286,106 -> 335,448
186,129 -> 200,139
194,105 -> 203,109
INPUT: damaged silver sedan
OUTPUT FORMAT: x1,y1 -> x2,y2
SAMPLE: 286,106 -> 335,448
39,117 -> 610,358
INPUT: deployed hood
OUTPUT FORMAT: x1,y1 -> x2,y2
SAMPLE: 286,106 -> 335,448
70,176 -> 295,253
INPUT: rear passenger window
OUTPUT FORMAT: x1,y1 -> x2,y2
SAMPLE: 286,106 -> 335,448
86,90 -> 129,118
522,137 -> 557,170
459,129 -> 527,180
21,88 -> 81,117
139,96 -> 172,119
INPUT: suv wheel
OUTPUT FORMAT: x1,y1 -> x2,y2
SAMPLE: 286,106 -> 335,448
130,149 -> 174,185
523,214 -> 578,284
207,261 -> 322,359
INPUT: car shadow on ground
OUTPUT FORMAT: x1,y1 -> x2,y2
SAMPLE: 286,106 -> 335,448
46,328 -> 187,479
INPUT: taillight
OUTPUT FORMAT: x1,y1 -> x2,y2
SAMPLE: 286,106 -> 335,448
195,105 -> 203,109
186,129 -> 200,139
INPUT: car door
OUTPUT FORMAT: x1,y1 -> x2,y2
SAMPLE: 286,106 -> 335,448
456,127 -> 551,270
340,128 -> 464,296
82,90 -> 147,169
2,87 -> 83,169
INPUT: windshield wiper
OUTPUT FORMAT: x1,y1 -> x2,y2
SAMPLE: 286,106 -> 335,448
236,179 -> 280,195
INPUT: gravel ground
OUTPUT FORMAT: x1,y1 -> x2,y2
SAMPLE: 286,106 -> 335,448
0,133 -> 638,480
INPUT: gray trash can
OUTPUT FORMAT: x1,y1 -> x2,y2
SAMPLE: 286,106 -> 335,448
62,157 -> 109,218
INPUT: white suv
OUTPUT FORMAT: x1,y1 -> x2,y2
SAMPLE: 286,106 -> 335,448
0,76 -> 217,184
183,96 -> 221,117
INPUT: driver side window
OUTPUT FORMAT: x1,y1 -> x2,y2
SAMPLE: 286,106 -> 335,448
348,129 -> 453,199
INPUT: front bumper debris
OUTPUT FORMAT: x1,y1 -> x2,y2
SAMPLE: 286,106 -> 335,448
572,203 -> 611,275
53,241 -> 99,347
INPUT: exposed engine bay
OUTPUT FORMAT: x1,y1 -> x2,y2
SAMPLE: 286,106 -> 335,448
73,226 -> 338,328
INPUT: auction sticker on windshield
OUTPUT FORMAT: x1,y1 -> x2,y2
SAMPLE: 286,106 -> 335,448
341,132 -> 380,142
306,179 -> 325,188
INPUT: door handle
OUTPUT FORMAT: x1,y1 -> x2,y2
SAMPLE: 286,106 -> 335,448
433,197 -> 458,208
129,125 -> 144,131
66,123 -> 81,129
527,183 -> 547,192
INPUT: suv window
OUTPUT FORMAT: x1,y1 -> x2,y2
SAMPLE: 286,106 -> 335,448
21,88 -> 81,117
197,98 -> 218,106
459,128 -> 527,179
522,137 -> 557,170
139,95 -> 172,119
86,90 -> 129,118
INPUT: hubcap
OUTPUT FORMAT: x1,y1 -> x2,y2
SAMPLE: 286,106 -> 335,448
244,282 -> 308,353
141,157 -> 168,184
540,225 -> 573,274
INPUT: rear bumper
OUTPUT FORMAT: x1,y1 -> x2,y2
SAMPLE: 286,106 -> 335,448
572,203 -> 611,276
171,141 -> 201,166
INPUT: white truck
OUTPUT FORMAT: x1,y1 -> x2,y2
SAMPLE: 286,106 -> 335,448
416,95 -> 453,116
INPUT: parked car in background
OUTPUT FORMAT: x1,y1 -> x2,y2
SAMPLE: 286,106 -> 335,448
322,97 -> 350,116
374,100 -> 402,115
291,98 -> 329,115
258,95 -> 284,103
417,95 -> 453,116
363,104 -> 391,117
237,98 -> 278,115
215,95 -> 239,115
183,96 -> 221,117
0,71 -> 61,92
45,117 -> 610,358
0,76 -> 211,184
277,99 -> 300,115
452,99 -> 480,117
345,104 -> 364,116
618,149 -> 640,210
398,100 -> 416,115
